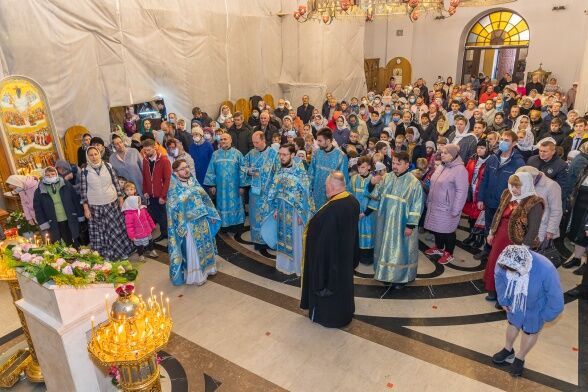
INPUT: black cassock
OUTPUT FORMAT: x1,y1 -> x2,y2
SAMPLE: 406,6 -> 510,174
300,191 -> 360,328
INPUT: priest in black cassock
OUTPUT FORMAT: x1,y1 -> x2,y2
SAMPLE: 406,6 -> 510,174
300,171 -> 360,328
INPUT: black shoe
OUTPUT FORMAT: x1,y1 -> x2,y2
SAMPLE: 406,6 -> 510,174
462,233 -> 475,246
492,348 -> 515,365
153,235 -> 167,243
510,358 -> 525,377
474,249 -> 489,261
472,234 -> 485,249
393,283 -> 406,290
573,263 -> 586,276
485,293 -> 497,301
495,302 -> 504,310
562,257 -> 581,269
568,287 -> 588,299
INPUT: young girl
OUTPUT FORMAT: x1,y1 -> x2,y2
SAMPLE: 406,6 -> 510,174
122,182 -> 158,260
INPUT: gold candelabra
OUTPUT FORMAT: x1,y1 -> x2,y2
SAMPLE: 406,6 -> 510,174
0,228 -> 44,387
88,285 -> 172,392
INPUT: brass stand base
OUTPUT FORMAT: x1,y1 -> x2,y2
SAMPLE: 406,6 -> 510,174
24,357 -> 44,383
0,349 -> 31,387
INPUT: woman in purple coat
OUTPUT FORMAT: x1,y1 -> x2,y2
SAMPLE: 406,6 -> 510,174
424,144 -> 469,264
492,245 -> 564,377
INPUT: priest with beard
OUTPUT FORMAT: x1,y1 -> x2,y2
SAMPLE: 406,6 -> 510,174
301,171 -> 360,328
368,151 -> 424,288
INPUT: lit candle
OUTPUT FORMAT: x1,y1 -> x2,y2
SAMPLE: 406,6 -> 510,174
44,233 -> 49,246
150,287 -> 154,301
160,291 -> 164,310
91,316 -> 95,336
105,294 -> 110,319
166,297 -> 170,317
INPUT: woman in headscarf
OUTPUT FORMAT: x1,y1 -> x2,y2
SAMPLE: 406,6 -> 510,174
311,114 -> 328,138
216,104 -> 232,128
77,133 -> 92,167
347,113 -> 368,146
428,102 -> 442,125
5,175 -> 39,224
462,140 -> 491,248
80,146 -> 133,260
332,114 -> 350,147
483,172 -> 544,305
481,99 -> 497,126
55,159 -> 81,195
435,113 -> 450,137
423,144 -> 469,265
492,245 -> 563,377
33,166 -> 83,246
405,126 -> 425,164
513,115 -> 535,161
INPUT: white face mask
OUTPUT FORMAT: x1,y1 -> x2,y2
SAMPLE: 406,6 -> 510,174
193,136 -> 202,143
171,148 -> 179,157
278,105 -> 284,109
43,176 -> 59,184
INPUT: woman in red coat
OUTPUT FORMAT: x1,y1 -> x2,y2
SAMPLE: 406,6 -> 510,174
462,140 -> 490,248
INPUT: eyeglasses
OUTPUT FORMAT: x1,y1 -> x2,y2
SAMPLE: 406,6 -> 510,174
174,166 -> 189,172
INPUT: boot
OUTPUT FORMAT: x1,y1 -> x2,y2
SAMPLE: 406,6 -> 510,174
562,257 -> 581,269
472,234 -> 485,249
462,232 -> 476,246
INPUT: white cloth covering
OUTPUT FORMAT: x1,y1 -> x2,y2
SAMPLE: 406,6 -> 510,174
185,225 -> 217,285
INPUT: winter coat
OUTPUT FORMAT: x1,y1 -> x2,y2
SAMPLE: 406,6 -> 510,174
478,150 -> 525,209
33,179 -> 83,241
109,147 -> 144,196
188,141 -> 214,186
424,157 -> 469,233
462,156 -> 487,219
496,251 -> 564,334
527,155 -> 568,197
227,125 -> 254,156
122,200 -> 156,240
367,119 -> 385,139
6,176 -> 39,222
532,174 -> 562,241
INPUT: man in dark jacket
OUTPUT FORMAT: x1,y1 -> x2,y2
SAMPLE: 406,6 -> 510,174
255,111 -> 278,143
561,118 -> 588,160
541,101 -> 569,136
527,140 -> 568,195
141,139 -> 172,241
227,112 -> 254,156
367,111 -> 385,140
296,95 -> 314,124
526,74 -> 544,94
162,121 -> 192,152
476,130 -> 525,260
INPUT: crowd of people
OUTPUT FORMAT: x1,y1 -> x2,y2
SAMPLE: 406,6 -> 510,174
3,72 -> 584,377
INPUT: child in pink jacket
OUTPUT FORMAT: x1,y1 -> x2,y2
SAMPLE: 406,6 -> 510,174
122,183 -> 157,260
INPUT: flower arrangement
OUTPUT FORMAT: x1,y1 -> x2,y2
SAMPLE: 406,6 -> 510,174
3,242 -> 138,287
5,211 -> 38,235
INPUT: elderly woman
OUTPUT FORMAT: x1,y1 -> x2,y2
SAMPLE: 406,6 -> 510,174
5,175 -> 39,224
188,126 -> 214,186
166,138 -> 195,177
424,144 -> 469,264
217,104 -> 232,128
492,245 -> 563,377
484,172 -> 544,304
33,167 -> 83,246
81,146 -> 133,260
333,115 -> 350,146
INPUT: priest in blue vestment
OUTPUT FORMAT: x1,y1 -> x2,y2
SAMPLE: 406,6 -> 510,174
266,143 -> 314,276
243,131 -> 280,250
308,128 -> 349,208
167,159 -> 220,286
368,151 -> 423,288
204,132 -> 246,231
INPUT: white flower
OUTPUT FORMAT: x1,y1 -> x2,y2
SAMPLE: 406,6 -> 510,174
62,265 -> 73,275
102,262 -> 112,272
116,265 -> 125,274
21,243 -> 33,253
80,249 -> 91,255
54,258 -> 66,267
43,251 -> 51,256
20,253 -> 33,263
72,261 -> 90,271
13,251 -> 22,260
31,256 -> 44,265
12,246 -> 22,254
87,272 -> 96,283
66,247 -> 77,254
92,251 -> 100,257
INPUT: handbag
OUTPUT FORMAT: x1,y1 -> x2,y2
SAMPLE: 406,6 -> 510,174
536,239 -> 562,269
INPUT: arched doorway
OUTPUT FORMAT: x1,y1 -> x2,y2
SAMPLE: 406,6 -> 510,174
460,10 -> 529,83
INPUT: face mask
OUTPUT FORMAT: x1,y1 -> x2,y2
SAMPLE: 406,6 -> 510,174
385,110 -> 391,114
43,176 -> 59,185
252,112 -> 259,118
214,135 -> 221,142
169,118 -> 175,124
496,104 -> 504,111
170,148 -> 179,157
392,117 -> 400,123
498,140 -> 511,152
409,99 -> 416,104
193,136 -> 202,143
13,187 -> 23,194
359,109 -> 366,114
278,105 -> 284,109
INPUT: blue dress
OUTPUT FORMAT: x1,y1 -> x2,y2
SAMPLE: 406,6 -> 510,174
203,147 -> 246,227
350,174 -> 375,249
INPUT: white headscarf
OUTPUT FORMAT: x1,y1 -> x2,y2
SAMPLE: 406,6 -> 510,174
497,245 -> 533,314
512,115 -> 534,151
5,175 -> 30,189
508,172 -> 536,202
121,195 -> 143,212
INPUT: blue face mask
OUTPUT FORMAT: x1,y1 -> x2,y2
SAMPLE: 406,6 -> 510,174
214,135 -> 221,142
498,140 -> 511,152
392,117 -> 400,123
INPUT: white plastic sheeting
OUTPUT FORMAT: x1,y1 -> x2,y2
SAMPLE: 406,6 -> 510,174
0,0 -> 367,141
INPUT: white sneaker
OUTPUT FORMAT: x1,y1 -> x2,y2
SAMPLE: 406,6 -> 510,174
149,250 -> 158,258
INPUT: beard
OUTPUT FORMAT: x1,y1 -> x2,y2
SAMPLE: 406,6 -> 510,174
281,158 -> 292,167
